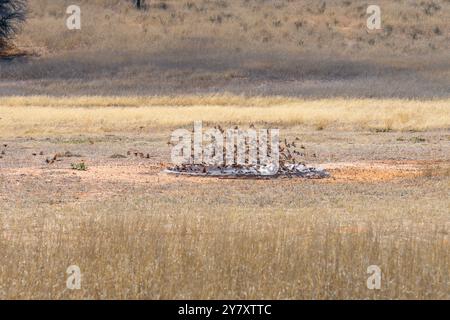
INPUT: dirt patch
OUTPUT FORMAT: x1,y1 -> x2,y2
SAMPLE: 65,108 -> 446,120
1,160 -> 445,203
321,160 -> 449,183
322,161 -> 419,182
160,160 -> 440,183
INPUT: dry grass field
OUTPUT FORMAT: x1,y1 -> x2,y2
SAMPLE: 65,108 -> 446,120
0,99 -> 449,299
0,0 -> 449,300
17,0 -> 450,55
1,0 -> 449,97
0,97 -> 449,136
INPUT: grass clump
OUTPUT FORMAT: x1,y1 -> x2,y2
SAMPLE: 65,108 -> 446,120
71,162 -> 87,171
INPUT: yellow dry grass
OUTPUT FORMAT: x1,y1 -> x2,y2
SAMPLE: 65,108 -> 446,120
18,0 -> 450,55
1,167 -> 449,299
1,95 -> 299,107
0,96 -> 449,136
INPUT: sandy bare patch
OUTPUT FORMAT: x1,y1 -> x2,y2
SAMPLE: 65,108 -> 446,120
157,160 -> 440,183
1,160 -> 445,198
320,160 -> 420,182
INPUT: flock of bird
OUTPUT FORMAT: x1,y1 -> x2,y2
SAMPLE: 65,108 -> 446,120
0,126 -> 329,178
166,125 -> 329,179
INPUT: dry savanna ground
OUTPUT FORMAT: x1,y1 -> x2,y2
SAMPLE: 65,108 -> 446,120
18,0 -> 450,55
1,96 -> 450,135
0,97 -> 449,299
2,0 -> 449,97
0,0 -> 449,301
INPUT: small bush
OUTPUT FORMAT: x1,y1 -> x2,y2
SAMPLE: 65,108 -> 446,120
410,136 -> 426,143
71,162 -> 87,171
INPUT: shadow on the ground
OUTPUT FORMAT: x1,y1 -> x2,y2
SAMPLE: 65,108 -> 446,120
0,49 -> 449,98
